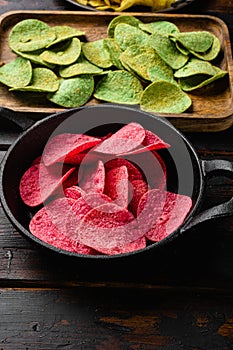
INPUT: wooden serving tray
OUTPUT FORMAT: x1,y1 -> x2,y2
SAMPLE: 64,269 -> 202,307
0,10 -> 233,132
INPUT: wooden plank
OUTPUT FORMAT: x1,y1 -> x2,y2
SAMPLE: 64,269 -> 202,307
186,124 -> 233,153
0,287 -> 233,349
0,11 -> 232,131
190,0 -> 233,13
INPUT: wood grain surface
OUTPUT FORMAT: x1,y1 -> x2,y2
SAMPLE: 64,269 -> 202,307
1,288 -> 233,350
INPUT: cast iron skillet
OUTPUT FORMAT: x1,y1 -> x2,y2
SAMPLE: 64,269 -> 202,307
0,104 -> 233,260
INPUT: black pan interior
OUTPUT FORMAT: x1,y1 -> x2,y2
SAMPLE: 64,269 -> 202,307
0,105 -> 203,255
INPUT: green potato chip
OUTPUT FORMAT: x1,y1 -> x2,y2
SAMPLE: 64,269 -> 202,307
4,17 -> 228,114
10,67 -> 59,92
107,15 -> 142,38
147,64 -> 175,84
171,31 -> 214,53
82,39 -> 112,68
190,35 -> 221,61
178,74 -> 211,91
173,40 -> 190,56
120,43 -> 175,83
59,54 -> 103,77
149,34 -> 189,70
9,19 -> 56,52
140,81 -> 192,114
120,45 -> 158,81
46,26 -> 85,48
114,23 -> 149,51
47,75 -> 94,107
94,70 -> 143,105
103,38 -> 124,70
139,21 -> 179,36
14,48 -> 55,68
0,57 -> 32,88
40,38 -> 81,66
174,58 -> 219,78
117,56 -> 140,80
178,69 -> 228,92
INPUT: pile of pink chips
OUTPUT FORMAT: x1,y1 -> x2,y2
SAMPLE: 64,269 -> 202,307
19,122 -> 192,256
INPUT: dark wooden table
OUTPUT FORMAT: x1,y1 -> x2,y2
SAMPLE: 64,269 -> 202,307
1,0 -> 233,349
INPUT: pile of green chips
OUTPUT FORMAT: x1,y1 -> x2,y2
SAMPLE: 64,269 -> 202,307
0,16 -> 228,113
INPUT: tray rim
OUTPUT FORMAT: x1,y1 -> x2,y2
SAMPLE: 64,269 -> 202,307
0,10 -> 233,132
1,9 -> 232,23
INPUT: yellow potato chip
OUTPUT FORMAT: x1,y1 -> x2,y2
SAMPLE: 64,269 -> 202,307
96,5 -> 117,9
77,0 -> 88,4
73,0 -> 175,11
152,0 -> 174,10
116,0 -> 153,11
88,0 -> 106,6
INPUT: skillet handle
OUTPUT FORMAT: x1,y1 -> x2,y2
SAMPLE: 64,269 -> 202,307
0,107 -> 35,131
181,159 -> 233,232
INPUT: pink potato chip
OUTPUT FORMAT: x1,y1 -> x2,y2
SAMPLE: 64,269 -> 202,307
61,166 -> 80,191
128,179 -> 149,217
118,129 -> 170,156
137,189 -> 192,242
21,121 -> 193,256
128,151 -> 167,189
143,130 -> 170,149
70,192 -> 112,221
63,149 -> 100,166
104,165 -> 129,208
42,133 -> 102,167
75,203 -> 142,250
19,159 -> 76,207
64,185 -> 86,200
104,158 -> 143,182
29,197 -> 96,254
79,160 -> 105,194
137,189 -> 166,234
65,192 -> 112,240
100,132 -> 113,141
94,122 -> 146,155
146,191 -> 192,242
95,236 -> 147,255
